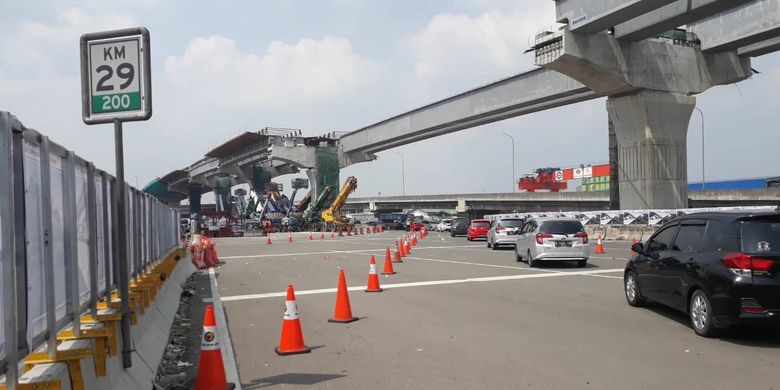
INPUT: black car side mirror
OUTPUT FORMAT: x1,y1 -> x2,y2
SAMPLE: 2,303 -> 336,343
631,242 -> 644,255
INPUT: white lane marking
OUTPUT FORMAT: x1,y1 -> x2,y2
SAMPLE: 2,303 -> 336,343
348,252 -> 558,273
208,268 -> 241,389
587,274 -> 623,280
220,268 -> 624,302
219,244 -> 483,260
590,256 -> 628,260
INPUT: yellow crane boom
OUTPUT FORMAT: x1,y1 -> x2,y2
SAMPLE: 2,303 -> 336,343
322,176 -> 358,224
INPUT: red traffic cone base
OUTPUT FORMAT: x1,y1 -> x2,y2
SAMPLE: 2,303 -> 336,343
329,270 -> 359,323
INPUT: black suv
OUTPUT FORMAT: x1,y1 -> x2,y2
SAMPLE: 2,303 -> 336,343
625,211 -> 780,337
451,218 -> 469,237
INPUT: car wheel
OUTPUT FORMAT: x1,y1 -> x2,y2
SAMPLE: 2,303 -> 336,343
515,248 -> 522,262
527,250 -> 535,267
689,290 -> 721,337
577,260 -> 587,268
624,271 -> 646,307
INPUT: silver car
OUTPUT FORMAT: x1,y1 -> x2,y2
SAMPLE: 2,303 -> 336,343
486,218 -> 524,249
514,217 -> 590,267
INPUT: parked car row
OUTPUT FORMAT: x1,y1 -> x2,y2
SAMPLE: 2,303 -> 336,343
450,210 -> 780,337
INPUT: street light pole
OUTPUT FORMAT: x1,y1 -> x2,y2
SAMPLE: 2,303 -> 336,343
393,152 -> 405,196
693,108 -> 705,190
502,133 -> 516,192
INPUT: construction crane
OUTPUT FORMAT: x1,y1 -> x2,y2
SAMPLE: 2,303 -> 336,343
286,178 -> 309,214
302,186 -> 334,228
296,190 -> 312,213
322,176 -> 358,231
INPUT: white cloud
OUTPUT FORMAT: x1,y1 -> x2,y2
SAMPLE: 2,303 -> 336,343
8,8 -> 137,70
164,35 -> 378,107
406,6 -> 553,96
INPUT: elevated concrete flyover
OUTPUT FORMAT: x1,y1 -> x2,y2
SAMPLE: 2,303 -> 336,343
337,68 -> 597,160
149,0 -> 780,215
346,192 -> 611,215
346,189 -> 780,215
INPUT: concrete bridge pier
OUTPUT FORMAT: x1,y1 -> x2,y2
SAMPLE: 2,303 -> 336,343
607,91 -> 695,209
538,27 -> 751,209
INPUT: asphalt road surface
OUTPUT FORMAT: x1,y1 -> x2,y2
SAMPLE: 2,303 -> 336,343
212,231 -> 779,389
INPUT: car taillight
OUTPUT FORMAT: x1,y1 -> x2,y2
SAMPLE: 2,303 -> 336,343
536,233 -> 553,244
574,232 -> 588,244
722,253 -> 774,276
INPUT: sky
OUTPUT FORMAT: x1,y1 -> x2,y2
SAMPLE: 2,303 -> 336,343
1,1 -> 779,198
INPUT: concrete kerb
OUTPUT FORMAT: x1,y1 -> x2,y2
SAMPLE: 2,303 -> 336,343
98,251 -> 197,389
208,267 -> 242,389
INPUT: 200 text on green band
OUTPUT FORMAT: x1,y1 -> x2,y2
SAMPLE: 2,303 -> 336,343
91,92 -> 141,114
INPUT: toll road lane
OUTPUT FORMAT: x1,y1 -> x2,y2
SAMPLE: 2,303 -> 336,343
213,234 -> 780,389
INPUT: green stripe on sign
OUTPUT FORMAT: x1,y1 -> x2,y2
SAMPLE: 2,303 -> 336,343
92,92 -> 141,114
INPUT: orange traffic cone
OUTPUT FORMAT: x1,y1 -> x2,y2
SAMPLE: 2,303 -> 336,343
405,240 -> 412,254
398,240 -> 405,257
382,249 -> 396,275
393,250 -> 403,263
329,270 -> 358,323
288,232 -> 294,243
266,236 -> 273,245
321,232 -> 326,240
275,285 -> 311,355
365,256 -> 383,292
308,232 -> 314,240
595,235 -> 605,254
194,305 -> 231,390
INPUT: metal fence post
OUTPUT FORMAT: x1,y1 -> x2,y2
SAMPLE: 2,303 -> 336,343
1,112 -> 19,389
87,163 -> 99,316
11,126 -> 28,357
39,136 -> 57,360
101,172 -> 111,295
62,150 -> 80,336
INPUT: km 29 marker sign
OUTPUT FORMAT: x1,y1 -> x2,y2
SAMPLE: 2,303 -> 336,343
80,27 -> 152,125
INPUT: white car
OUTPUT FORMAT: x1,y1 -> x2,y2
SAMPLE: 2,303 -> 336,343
486,218 -> 524,249
436,219 -> 453,232
514,217 -> 590,267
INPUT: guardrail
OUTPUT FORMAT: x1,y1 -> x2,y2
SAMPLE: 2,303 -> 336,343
0,111 -> 180,386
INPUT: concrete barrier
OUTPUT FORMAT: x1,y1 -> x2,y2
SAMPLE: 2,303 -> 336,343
2,249 -> 197,390
586,225 -> 658,241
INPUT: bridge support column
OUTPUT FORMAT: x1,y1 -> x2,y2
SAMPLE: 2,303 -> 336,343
607,90 -> 694,209
305,147 -> 341,207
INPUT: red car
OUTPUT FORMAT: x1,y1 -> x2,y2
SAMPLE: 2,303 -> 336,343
409,222 -> 425,231
467,219 -> 490,240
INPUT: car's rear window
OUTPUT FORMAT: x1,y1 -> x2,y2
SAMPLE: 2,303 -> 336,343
741,220 -> 780,253
499,219 -> 523,228
539,220 -> 584,234
472,221 -> 490,227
